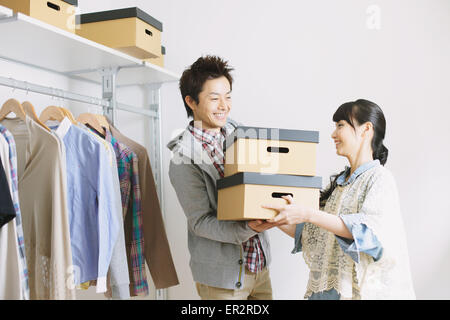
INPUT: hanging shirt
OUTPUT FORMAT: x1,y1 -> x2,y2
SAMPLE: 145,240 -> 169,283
109,123 -> 179,291
103,128 -> 148,296
0,124 -> 29,300
0,132 -> 25,300
0,117 -> 74,300
51,118 -> 121,293
76,122 -> 130,300
0,156 -> 15,227
188,121 -> 266,273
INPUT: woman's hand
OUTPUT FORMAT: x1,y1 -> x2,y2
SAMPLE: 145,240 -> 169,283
264,195 -> 353,239
262,195 -> 312,225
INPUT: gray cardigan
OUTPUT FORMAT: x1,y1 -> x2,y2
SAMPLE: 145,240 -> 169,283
167,119 -> 271,290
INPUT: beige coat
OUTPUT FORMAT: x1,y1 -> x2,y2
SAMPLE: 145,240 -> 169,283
1,116 -> 75,300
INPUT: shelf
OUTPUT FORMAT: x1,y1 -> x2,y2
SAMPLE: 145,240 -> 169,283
73,61 -> 181,87
0,5 -> 12,18
0,10 -> 180,86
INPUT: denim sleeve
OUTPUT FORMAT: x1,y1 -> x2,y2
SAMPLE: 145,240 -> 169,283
291,223 -> 305,254
336,213 -> 383,263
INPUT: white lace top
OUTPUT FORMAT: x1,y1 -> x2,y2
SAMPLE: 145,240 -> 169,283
300,161 -> 416,299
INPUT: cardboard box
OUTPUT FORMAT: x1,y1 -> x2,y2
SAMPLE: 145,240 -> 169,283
224,126 -> 319,177
0,0 -> 78,33
76,7 -> 162,59
145,45 -> 165,67
217,172 -> 321,220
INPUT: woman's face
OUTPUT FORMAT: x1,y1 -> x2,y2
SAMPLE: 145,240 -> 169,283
331,119 -> 365,157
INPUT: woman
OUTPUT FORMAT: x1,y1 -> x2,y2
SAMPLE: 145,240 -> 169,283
263,99 -> 416,300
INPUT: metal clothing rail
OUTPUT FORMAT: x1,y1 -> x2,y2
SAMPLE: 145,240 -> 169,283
0,73 -> 167,300
0,75 -> 158,119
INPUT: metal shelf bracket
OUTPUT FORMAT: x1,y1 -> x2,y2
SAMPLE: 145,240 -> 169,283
100,67 -> 119,125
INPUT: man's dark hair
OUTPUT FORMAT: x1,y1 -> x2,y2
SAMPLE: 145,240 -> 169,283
179,55 -> 234,118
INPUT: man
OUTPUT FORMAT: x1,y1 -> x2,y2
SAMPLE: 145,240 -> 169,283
167,55 -> 276,300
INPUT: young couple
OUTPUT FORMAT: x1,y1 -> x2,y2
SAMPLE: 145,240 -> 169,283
167,56 -> 416,300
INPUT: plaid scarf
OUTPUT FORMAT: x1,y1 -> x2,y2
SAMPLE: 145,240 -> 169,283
188,121 -> 265,273
188,121 -> 230,177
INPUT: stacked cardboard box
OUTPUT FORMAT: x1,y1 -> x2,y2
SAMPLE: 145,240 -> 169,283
0,0 -> 78,33
217,126 -> 322,220
144,45 -> 165,68
76,7 -> 164,61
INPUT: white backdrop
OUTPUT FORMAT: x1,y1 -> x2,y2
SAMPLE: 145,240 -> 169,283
1,0 -> 449,300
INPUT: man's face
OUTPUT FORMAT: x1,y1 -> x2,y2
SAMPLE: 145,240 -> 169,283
186,76 -> 232,131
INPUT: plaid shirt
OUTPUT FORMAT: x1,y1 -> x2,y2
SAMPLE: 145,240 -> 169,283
104,129 -> 148,296
188,121 -> 265,273
0,125 -> 30,299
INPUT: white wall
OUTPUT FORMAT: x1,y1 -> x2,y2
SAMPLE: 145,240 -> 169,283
147,0 -> 450,300
1,0 -> 449,300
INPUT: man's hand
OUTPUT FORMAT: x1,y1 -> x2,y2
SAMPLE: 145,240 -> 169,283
247,219 -> 279,232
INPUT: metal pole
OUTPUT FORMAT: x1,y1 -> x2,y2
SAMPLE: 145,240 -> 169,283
0,74 -> 159,119
116,102 -> 158,118
146,83 -> 167,301
0,75 -> 109,107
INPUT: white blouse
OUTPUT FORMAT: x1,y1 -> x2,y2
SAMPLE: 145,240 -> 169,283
301,161 -> 416,299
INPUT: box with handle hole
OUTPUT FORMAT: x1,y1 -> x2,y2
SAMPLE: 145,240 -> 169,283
217,172 -> 322,220
144,45 -> 165,67
76,7 -> 162,59
0,0 -> 78,33
224,126 -> 319,177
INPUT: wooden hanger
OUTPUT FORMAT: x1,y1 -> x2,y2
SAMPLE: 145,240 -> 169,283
0,98 -> 27,122
76,113 -> 104,135
22,101 -> 52,131
59,107 -> 77,125
94,114 -> 110,131
39,105 -> 66,123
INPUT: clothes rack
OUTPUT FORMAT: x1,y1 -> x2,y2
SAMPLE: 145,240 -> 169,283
0,6 -> 179,300
0,76 -> 158,118
0,75 -> 168,300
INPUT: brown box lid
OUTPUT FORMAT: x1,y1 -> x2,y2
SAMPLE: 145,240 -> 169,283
224,126 -> 319,151
62,0 -> 78,6
217,172 -> 322,190
77,7 -> 163,31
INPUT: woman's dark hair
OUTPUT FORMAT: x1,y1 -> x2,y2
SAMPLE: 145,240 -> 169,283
179,55 -> 234,118
320,99 -> 389,207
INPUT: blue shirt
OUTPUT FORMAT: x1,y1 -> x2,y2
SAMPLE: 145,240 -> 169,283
292,160 -> 383,300
53,118 -> 120,292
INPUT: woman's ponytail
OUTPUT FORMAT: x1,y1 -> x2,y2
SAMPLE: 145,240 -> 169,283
374,143 -> 388,166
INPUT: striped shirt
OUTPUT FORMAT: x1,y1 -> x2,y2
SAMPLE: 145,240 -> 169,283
0,125 -> 30,299
104,129 -> 148,296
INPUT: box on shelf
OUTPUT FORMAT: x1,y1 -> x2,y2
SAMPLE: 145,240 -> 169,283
217,172 -> 321,220
145,45 -> 165,67
76,7 -> 162,60
224,126 -> 319,177
0,0 -> 78,33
